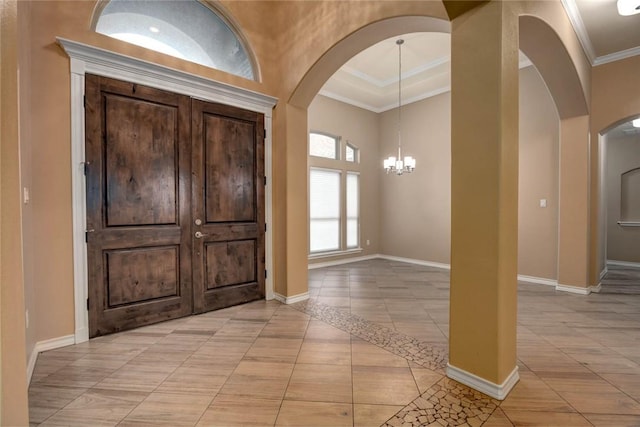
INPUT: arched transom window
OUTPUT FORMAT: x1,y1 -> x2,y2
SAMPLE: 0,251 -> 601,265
94,0 -> 256,80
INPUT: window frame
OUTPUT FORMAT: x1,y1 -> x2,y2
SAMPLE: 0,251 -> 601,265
309,131 -> 340,160
345,142 -> 359,163
308,131 -> 362,257
309,167 -> 342,254
92,0 -> 258,81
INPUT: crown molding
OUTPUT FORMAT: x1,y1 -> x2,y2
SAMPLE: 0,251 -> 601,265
594,45 -> 640,66
560,0 -> 597,64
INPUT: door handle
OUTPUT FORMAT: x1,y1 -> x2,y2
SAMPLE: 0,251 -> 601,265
195,231 -> 208,239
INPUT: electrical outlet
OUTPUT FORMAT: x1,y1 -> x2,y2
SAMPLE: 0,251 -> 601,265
25,310 -> 29,329
23,187 -> 30,204
366,239 -> 370,246
539,199 -> 547,208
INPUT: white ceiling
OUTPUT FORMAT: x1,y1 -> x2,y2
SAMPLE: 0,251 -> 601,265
320,1 -> 640,113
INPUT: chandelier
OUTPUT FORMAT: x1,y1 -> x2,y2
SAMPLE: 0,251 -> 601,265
383,39 -> 416,175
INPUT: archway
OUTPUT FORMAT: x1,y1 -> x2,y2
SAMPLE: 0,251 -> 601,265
597,115 -> 640,293
279,2 -> 591,400
519,14 -> 593,293
290,16 -> 451,109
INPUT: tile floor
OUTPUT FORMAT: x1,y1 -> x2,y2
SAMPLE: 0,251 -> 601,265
28,259 -> 640,426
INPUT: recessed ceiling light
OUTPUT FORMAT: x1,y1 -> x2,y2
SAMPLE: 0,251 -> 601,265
617,0 -> 640,16
633,118 -> 640,128
149,26 -> 160,33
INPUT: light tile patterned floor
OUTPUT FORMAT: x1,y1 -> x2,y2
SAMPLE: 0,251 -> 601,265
28,260 -> 640,426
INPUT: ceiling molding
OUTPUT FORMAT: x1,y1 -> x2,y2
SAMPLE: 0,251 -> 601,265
342,56 -> 450,88
318,89 -> 386,113
593,45 -> 640,66
560,0 -> 596,64
377,86 -> 451,112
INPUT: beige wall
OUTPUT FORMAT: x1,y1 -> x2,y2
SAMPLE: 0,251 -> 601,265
1,0 -> 30,423
380,92 -> 452,264
605,133 -> 640,264
308,66 -> 559,280
19,0 -> 37,374
517,66 -> 559,279
307,95 -> 381,264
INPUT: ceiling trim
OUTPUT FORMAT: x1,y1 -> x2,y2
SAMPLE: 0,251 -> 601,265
594,45 -> 640,66
319,85 -> 453,114
560,0 -> 596,64
342,56 -> 450,88
320,57 -> 533,113
318,89 -> 386,113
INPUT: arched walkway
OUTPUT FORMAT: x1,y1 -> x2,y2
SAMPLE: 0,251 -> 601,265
279,2 -> 591,400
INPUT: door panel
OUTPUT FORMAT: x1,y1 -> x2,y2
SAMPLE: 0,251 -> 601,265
105,246 -> 180,307
104,95 -> 178,226
85,75 -> 192,337
192,100 -> 265,313
204,115 -> 256,222
205,240 -> 257,289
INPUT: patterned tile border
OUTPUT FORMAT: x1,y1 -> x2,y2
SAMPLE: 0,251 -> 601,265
292,299 -> 448,373
291,299 -> 500,426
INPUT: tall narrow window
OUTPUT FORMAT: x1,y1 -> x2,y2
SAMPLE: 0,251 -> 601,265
346,173 -> 359,248
309,169 -> 341,253
94,0 -> 256,80
309,131 -> 361,255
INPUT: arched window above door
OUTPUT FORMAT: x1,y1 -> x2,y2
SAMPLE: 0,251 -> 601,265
94,0 -> 257,80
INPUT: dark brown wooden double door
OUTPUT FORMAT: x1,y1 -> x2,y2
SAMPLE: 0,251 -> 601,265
85,75 -> 264,337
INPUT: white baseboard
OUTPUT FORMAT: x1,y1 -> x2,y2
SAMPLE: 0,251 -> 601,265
27,334 -> 75,383
555,283 -> 600,295
377,254 -> 451,270
447,363 -> 519,400
607,260 -> 640,270
308,255 -> 600,298
517,275 -> 557,287
308,254 -> 379,270
600,267 -> 609,281
273,292 -> 309,304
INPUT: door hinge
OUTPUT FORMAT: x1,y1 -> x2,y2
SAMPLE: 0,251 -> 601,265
264,175 -> 267,186
265,270 -> 268,279
85,228 -> 95,243
264,128 -> 266,138
82,161 -> 91,176
265,223 -> 267,232
86,298 -> 90,311
83,95 -> 86,108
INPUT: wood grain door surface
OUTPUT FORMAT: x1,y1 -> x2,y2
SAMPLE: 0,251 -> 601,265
85,75 -> 264,337
191,100 -> 265,313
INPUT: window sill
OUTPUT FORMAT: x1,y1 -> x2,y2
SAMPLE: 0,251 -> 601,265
308,248 -> 363,260
617,221 -> 640,227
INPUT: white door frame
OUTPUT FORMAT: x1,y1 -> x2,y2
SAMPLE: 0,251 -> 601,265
58,38 -> 277,343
